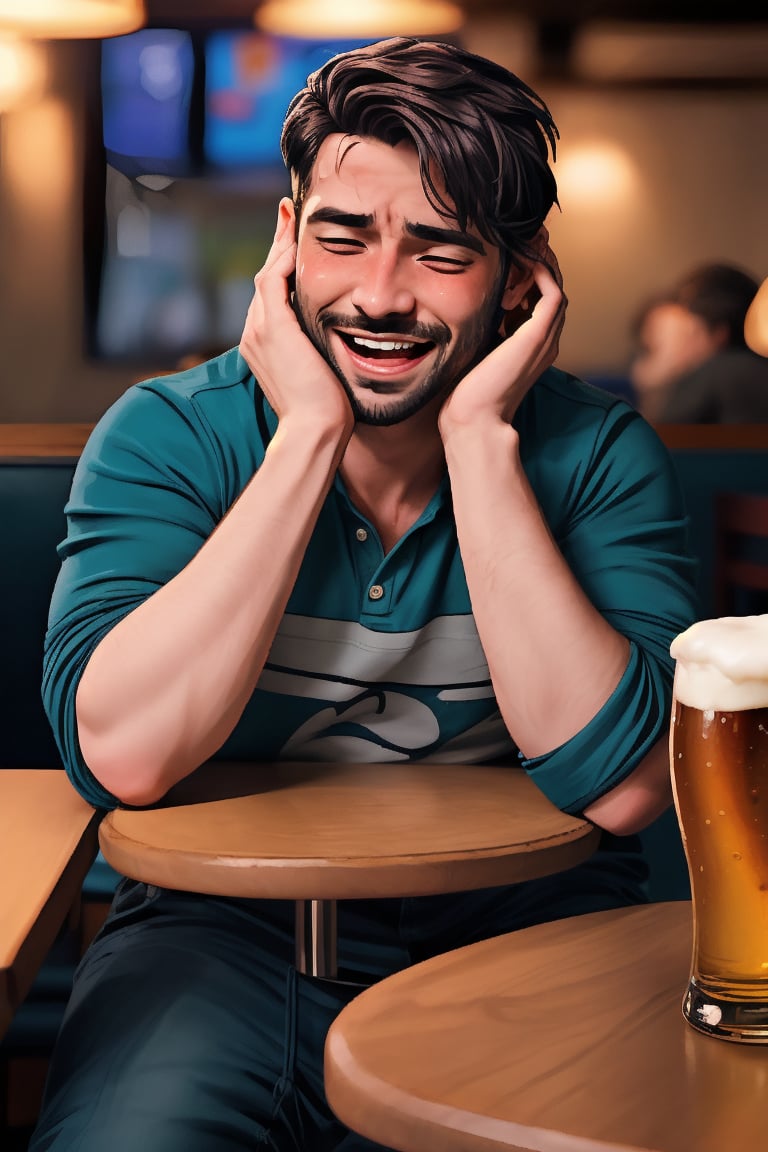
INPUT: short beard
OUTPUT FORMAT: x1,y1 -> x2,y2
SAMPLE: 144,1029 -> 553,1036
292,286 -> 505,427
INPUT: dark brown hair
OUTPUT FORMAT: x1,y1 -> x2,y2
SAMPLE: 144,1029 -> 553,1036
281,37 -> 558,269
673,264 -> 759,349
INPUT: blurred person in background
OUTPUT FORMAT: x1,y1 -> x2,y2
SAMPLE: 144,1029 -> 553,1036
629,262 -> 768,423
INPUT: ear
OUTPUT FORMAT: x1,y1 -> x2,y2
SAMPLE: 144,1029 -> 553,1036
278,196 -> 296,236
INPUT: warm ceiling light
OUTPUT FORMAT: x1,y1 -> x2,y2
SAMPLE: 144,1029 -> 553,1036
745,278 -> 768,359
255,0 -> 464,39
0,0 -> 145,39
0,35 -> 47,111
556,142 -> 638,210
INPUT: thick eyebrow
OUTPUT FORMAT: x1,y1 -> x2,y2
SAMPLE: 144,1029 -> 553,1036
406,221 -> 486,256
305,208 -> 373,229
305,206 -> 486,256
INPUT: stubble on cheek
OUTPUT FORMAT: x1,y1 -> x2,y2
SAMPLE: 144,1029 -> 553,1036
288,276 -> 505,425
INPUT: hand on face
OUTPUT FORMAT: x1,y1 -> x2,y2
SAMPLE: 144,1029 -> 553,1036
438,230 -> 567,432
238,202 -> 353,433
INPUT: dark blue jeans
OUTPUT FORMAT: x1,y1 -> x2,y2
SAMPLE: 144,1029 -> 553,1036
30,838 -> 645,1151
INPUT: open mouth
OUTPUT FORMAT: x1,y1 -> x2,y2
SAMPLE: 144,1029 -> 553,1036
335,330 -> 436,362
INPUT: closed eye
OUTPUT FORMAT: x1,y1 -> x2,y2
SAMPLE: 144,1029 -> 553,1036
418,254 -> 472,274
318,236 -> 366,253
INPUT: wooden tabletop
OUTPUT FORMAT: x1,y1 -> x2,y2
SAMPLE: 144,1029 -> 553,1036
325,901 -> 768,1152
99,760 -> 600,901
0,770 -> 100,1039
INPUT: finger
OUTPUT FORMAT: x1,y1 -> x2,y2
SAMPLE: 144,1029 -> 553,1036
518,227 -> 550,276
259,242 -> 297,306
545,247 -> 564,291
257,208 -> 297,279
531,256 -> 566,307
242,237 -> 296,334
537,242 -> 564,292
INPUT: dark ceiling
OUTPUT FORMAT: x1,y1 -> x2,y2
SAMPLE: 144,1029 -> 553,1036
145,1 -> 765,31
143,1 -> 767,86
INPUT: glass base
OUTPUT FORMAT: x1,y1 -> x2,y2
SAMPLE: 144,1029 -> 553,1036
684,978 -> 768,1043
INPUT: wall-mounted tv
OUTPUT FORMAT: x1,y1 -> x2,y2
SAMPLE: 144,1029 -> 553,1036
102,28 -> 196,179
89,27 -> 371,367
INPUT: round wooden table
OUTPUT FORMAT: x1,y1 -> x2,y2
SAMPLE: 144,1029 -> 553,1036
325,900 -> 768,1152
98,759 -> 600,978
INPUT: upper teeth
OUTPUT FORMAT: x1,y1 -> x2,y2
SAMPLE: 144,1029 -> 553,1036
351,336 -> 415,352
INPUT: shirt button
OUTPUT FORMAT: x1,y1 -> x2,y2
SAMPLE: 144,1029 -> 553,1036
355,527 -> 368,542
368,584 -> 384,601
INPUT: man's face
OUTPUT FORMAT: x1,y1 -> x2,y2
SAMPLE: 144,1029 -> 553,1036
288,135 -> 514,426
631,302 -> 721,397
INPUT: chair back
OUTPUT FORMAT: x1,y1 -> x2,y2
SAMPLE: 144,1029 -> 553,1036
713,491 -> 768,617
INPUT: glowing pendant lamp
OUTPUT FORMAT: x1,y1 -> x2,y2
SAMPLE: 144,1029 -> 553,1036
255,0 -> 464,39
0,35 -> 47,110
0,0 -> 146,39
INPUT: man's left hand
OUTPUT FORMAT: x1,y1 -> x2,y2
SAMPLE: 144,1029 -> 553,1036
438,238 -> 566,434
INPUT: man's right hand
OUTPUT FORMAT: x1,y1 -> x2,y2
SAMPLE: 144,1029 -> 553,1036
239,200 -> 354,437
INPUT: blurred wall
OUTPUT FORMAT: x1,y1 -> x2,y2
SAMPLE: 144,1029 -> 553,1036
539,86 -> 767,381
0,29 -> 767,422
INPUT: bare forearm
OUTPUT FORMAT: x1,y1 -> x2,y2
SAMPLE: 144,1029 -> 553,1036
76,417 -> 348,805
444,420 -> 629,759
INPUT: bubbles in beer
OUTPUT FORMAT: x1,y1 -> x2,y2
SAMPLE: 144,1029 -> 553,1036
672,698 -> 768,999
671,616 -> 768,1020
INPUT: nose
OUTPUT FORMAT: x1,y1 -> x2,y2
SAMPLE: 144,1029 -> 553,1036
350,248 -> 416,319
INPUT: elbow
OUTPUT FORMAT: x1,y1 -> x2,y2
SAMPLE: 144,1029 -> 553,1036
582,735 -> 673,836
78,724 -> 173,808
585,794 -> 672,838
76,677 -> 178,807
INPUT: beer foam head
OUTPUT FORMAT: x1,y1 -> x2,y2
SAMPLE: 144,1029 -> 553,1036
671,615 -> 768,711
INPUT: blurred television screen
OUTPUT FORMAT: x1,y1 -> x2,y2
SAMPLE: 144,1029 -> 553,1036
102,28 -> 195,178
91,27 -> 370,366
205,32 -> 368,170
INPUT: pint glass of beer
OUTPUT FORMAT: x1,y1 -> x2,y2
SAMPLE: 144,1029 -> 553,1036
670,615 -> 768,1043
